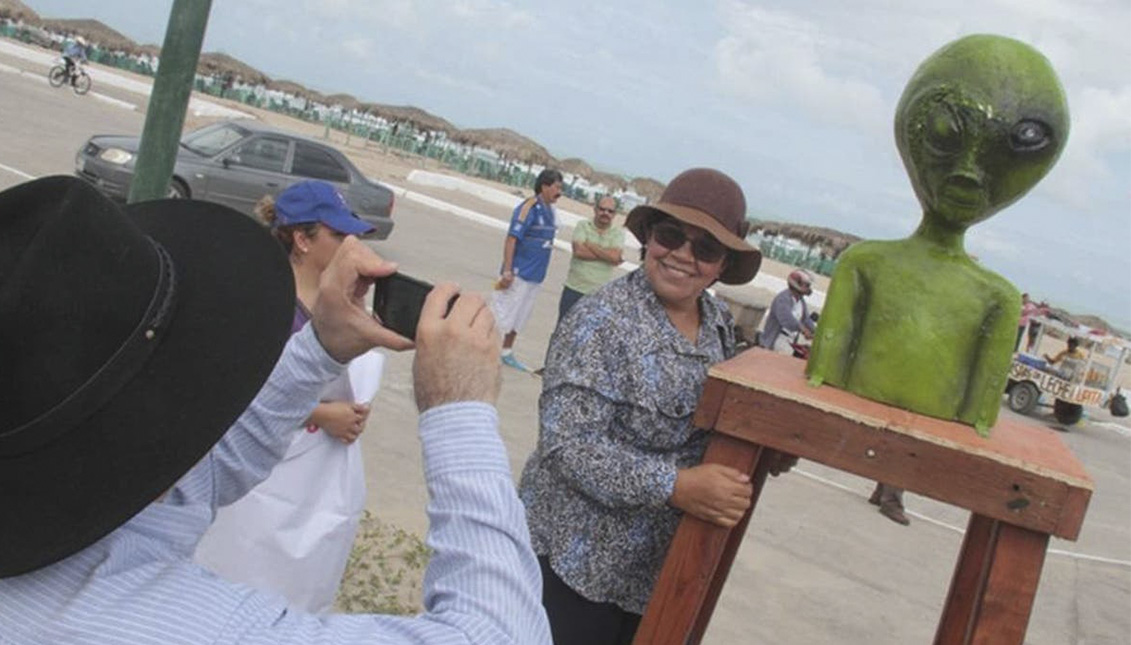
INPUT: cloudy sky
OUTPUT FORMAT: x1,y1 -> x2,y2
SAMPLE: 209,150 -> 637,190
27,0 -> 1131,328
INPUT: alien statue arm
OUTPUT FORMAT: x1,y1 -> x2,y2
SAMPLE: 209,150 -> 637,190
805,251 -> 867,388
958,288 -> 1020,435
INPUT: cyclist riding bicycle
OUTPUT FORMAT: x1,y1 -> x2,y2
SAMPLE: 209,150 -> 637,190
62,37 -> 88,85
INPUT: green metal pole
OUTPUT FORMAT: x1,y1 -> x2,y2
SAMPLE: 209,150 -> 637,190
128,0 -> 212,203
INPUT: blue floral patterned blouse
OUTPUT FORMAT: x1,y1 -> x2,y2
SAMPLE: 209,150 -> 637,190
518,268 -> 737,614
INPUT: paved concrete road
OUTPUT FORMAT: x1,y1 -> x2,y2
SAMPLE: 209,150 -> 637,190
0,54 -> 142,187
1,59 -> 1127,644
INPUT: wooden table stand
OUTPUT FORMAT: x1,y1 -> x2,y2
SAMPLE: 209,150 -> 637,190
634,349 -> 1093,645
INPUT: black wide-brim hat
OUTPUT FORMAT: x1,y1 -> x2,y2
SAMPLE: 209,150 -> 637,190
625,168 -> 761,285
0,176 -> 294,577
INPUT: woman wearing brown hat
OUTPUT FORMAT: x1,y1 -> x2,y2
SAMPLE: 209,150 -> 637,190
518,168 -> 765,644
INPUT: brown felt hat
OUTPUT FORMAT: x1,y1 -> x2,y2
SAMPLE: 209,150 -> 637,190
625,168 -> 761,284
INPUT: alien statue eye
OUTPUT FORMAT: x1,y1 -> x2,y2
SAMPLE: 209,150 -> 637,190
923,103 -> 962,155
1010,120 -> 1051,152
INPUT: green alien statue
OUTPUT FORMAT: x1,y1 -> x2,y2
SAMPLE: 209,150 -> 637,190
805,34 -> 1069,435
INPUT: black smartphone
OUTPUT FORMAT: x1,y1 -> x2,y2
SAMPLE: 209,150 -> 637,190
372,273 -> 435,340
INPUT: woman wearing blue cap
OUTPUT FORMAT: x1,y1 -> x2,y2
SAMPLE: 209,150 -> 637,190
195,180 -> 382,613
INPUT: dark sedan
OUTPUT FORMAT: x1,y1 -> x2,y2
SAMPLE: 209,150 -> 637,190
75,120 -> 395,239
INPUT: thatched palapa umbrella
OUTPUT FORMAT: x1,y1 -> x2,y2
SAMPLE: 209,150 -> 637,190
559,157 -> 594,179
266,79 -> 309,95
589,170 -> 627,192
453,128 -> 557,166
197,51 -> 270,85
0,0 -> 40,23
366,103 -> 458,135
629,177 -> 665,203
37,18 -> 137,51
133,43 -> 161,57
750,221 -> 862,257
325,93 -> 362,112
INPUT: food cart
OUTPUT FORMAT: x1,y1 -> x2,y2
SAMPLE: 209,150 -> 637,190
1005,316 -> 1130,425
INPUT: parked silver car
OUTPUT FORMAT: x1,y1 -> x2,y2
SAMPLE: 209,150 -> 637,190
75,120 -> 395,239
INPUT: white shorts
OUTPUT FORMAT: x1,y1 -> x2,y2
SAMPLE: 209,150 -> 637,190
490,276 -> 541,334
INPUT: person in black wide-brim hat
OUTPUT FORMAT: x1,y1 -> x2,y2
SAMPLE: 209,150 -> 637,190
0,176 -> 551,643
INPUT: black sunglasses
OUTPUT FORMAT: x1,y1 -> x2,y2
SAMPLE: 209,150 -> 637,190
649,218 -> 728,264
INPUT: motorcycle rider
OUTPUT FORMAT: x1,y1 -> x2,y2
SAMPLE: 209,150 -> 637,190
758,269 -> 816,355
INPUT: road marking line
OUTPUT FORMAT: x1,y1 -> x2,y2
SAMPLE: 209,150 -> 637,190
91,92 -> 137,111
0,162 -> 36,180
1093,420 -> 1131,437
793,468 -> 1131,568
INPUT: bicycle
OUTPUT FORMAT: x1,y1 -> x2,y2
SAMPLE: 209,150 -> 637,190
47,61 -> 92,95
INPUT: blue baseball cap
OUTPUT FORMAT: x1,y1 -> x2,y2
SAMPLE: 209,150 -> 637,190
273,180 -> 374,236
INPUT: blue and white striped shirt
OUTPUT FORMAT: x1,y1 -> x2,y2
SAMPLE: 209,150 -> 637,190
0,325 -> 551,644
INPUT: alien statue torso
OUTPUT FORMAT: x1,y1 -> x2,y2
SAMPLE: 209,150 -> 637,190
809,238 -> 1018,431
806,34 -> 1069,436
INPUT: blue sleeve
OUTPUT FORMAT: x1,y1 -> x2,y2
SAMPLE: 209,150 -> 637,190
508,201 -> 534,240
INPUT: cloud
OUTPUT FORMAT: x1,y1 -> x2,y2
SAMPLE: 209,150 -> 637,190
341,37 -> 374,59
446,0 -> 535,28
1036,84 -> 1131,208
712,1 -> 887,132
414,68 -> 495,97
967,226 -> 1023,261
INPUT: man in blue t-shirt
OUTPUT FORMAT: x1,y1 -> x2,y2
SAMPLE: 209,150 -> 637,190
491,169 -> 563,371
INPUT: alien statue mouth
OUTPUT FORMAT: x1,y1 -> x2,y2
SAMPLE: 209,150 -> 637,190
938,180 -> 986,209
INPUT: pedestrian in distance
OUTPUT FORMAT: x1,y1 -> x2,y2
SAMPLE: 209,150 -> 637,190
1017,292 -> 1040,352
491,168 -> 563,372
557,194 -> 625,323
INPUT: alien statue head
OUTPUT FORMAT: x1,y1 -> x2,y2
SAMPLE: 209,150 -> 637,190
895,34 -> 1069,232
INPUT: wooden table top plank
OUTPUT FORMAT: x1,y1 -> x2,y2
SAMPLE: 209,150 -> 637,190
700,349 -> 1093,540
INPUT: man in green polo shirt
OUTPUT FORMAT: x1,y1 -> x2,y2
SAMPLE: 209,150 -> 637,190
557,195 -> 625,322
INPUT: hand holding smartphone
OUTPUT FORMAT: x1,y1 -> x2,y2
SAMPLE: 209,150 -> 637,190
372,273 -> 456,340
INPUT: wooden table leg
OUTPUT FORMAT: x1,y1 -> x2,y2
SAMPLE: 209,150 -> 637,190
935,514 -> 1050,645
634,435 -> 765,645
687,449 -> 777,644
